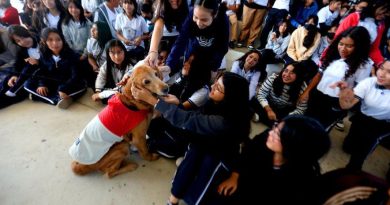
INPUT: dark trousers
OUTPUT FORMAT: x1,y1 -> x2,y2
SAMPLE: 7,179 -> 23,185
171,144 -> 235,205
306,88 -> 347,132
24,77 -> 86,105
146,116 -> 189,159
345,112 -> 390,170
260,49 -> 284,64
0,75 -> 28,109
258,8 -> 289,49
7,64 -> 39,94
127,46 -> 146,62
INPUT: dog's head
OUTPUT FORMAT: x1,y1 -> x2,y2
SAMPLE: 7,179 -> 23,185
120,64 -> 168,109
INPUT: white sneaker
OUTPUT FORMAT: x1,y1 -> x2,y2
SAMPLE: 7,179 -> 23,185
252,113 -> 260,123
176,157 -> 184,167
335,121 -> 345,131
57,97 -> 73,109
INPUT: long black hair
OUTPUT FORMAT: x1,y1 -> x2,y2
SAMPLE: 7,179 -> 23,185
39,27 -> 73,59
8,25 -> 39,48
272,62 -> 306,104
153,0 -> 188,32
274,19 -> 290,38
93,21 -> 112,50
122,0 -> 139,18
203,72 -> 251,142
104,39 -> 132,88
321,26 -> 370,79
303,15 -> 319,49
237,50 -> 267,82
63,0 -> 88,26
179,50 -> 211,103
280,115 -> 330,176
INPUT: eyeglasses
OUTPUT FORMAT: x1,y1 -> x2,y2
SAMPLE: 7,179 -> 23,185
213,82 -> 224,94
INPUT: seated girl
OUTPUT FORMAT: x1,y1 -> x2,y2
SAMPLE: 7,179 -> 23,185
92,39 -> 134,103
0,25 -> 39,108
256,62 -> 308,126
24,28 -> 86,109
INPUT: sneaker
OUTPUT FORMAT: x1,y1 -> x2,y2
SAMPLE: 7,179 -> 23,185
57,97 -> 73,109
247,43 -> 255,50
252,113 -> 260,123
236,42 -> 244,48
335,120 -> 345,131
228,41 -> 236,49
176,157 -> 184,167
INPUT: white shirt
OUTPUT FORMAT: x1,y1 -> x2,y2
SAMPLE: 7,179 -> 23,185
317,5 -> 339,27
46,13 -> 60,28
27,47 -> 40,60
272,0 -> 290,11
188,86 -> 210,107
354,77 -> 390,120
82,0 -> 99,13
115,14 -> 148,50
222,0 -> 241,16
231,61 -> 261,99
358,17 -> 377,44
105,3 -> 119,37
317,58 -> 373,97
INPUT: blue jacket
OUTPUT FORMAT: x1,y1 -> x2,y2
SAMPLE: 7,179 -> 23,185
290,1 -> 318,28
35,51 -> 82,93
166,9 -> 229,74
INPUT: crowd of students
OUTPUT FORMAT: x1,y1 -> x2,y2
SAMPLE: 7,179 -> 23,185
0,0 -> 389,204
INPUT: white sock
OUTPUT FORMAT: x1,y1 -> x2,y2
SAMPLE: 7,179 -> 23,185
5,90 -> 16,97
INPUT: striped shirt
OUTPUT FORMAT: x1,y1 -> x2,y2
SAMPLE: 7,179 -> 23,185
257,73 -> 307,115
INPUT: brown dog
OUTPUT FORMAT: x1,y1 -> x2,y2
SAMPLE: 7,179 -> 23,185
69,64 -> 168,178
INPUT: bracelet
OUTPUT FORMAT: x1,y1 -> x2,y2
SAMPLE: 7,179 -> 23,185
149,50 -> 158,54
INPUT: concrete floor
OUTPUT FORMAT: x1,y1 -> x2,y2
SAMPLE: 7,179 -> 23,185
1,49 -> 389,205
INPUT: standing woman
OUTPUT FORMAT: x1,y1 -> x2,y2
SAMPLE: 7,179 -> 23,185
132,72 -> 251,205
31,0 -> 66,34
303,26 -> 372,131
165,0 -> 229,76
143,0 -> 188,67
24,28 -> 86,109
61,0 -> 92,57
335,60 -> 390,170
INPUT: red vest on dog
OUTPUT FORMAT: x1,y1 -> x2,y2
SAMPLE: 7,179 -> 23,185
99,95 -> 149,136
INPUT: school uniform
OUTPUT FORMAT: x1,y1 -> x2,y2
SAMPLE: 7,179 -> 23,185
344,77 -> 390,170
62,19 -> 92,55
154,100 -> 243,204
24,51 -> 86,105
114,14 -> 148,60
94,3 -> 120,38
166,9 -> 229,74
306,59 -> 372,131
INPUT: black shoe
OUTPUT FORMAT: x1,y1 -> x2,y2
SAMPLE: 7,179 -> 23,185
229,41 -> 236,49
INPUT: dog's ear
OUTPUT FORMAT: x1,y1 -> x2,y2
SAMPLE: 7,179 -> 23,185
121,74 -> 134,99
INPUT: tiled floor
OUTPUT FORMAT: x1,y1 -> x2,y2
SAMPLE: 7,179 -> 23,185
0,50 -> 389,205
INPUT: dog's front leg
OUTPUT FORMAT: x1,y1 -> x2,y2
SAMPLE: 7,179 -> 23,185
131,117 -> 159,161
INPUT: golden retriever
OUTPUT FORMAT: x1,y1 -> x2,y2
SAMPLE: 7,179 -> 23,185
69,64 -> 168,178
